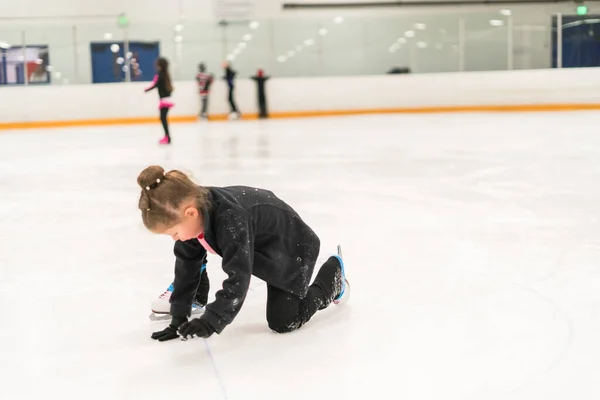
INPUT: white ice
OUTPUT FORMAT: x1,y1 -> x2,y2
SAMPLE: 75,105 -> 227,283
1,112 -> 599,399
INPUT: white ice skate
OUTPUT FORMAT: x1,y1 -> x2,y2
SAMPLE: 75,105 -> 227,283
149,284 -> 205,321
332,244 -> 350,306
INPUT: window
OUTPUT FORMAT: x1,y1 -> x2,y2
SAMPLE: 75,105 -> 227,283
90,41 -> 159,83
0,45 -> 50,85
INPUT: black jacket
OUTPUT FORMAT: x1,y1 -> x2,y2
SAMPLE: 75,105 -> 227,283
145,71 -> 172,98
224,67 -> 236,88
251,75 -> 269,95
169,186 -> 321,333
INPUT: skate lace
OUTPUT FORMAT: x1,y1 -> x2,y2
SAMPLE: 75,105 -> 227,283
158,290 -> 170,299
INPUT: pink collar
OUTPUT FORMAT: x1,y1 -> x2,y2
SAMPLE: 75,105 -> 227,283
198,232 -> 217,254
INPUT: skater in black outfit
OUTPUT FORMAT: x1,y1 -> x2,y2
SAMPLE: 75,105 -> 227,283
137,165 -> 350,341
223,61 -> 240,119
145,57 -> 174,145
252,69 -> 270,118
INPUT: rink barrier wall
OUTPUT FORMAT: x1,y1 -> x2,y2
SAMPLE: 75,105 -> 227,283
3,103 -> 600,131
2,68 -> 600,130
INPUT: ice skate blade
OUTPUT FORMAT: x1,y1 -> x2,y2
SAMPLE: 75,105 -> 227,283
148,307 -> 205,322
148,313 -> 172,322
333,244 -> 349,306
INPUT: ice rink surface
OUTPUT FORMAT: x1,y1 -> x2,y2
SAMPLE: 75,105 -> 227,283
1,112 -> 599,399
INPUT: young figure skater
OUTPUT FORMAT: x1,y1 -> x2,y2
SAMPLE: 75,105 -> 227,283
222,61 -> 240,119
137,166 -> 349,341
195,63 -> 213,120
251,68 -> 270,119
145,57 -> 174,145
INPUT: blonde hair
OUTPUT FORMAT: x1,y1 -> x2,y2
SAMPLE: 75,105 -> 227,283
137,165 -> 210,231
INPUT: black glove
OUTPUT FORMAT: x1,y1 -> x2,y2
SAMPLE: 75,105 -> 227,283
151,316 -> 187,342
178,318 -> 215,340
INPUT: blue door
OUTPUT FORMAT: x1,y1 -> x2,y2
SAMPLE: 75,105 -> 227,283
552,15 -> 600,68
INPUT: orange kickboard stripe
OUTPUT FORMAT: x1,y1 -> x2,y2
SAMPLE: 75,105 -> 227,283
2,103 -> 600,130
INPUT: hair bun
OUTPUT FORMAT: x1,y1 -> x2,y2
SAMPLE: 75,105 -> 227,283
137,165 -> 165,190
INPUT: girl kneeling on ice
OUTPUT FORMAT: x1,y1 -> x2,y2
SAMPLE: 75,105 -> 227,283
137,166 -> 349,341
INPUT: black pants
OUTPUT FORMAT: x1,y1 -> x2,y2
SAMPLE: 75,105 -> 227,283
258,92 -> 268,118
265,256 -> 341,333
195,267 -> 210,306
160,107 -> 170,138
228,87 -> 238,113
266,285 -> 322,333
200,96 -> 209,116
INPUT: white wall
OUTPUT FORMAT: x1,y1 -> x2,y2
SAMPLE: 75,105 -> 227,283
2,68 -> 600,126
0,0 -> 591,19
1,0 -> 204,20
0,1 -> 593,84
